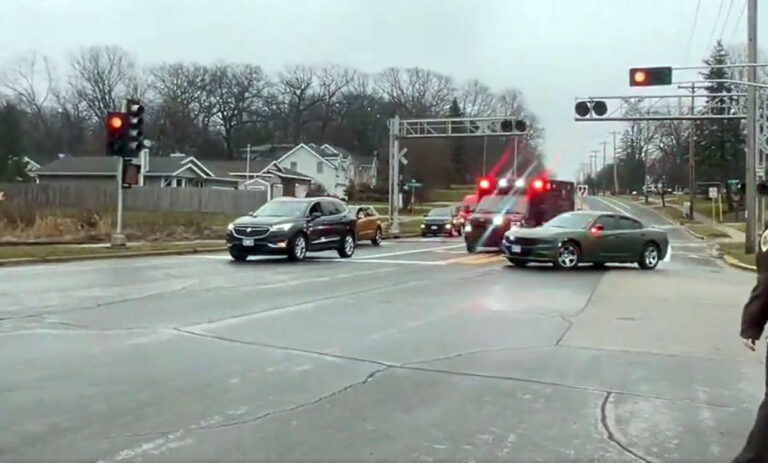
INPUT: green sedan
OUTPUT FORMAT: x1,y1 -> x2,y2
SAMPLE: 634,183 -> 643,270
501,211 -> 670,270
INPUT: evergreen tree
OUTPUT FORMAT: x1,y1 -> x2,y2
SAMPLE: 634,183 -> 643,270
695,40 -> 745,210
0,101 -> 29,182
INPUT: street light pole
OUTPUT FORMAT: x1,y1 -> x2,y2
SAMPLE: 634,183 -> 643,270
609,130 -> 620,194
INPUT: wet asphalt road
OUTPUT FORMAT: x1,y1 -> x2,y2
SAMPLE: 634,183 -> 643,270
1,197 -> 764,462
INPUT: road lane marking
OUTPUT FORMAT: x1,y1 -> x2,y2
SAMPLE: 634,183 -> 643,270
355,243 -> 464,259
443,253 -> 502,264
342,258 -> 447,265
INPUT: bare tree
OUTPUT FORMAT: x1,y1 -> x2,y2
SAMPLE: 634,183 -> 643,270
457,79 -> 496,117
278,65 -> 323,143
207,63 -> 268,159
0,52 -> 55,124
69,45 -> 137,122
375,67 -> 454,117
316,65 -> 356,137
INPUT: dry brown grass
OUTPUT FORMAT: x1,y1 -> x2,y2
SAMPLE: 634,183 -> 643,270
0,206 -> 229,243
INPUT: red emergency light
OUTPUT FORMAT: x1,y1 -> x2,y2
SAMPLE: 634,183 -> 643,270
532,179 -> 545,191
478,178 -> 491,190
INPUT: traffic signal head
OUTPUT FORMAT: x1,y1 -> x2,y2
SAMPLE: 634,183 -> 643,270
106,112 -> 128,156
126,98 -> 146,156
629,67 -> 672,87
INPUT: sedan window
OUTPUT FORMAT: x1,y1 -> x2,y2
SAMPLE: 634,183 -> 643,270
616,217 -> 642,230
594,215 -> 619,231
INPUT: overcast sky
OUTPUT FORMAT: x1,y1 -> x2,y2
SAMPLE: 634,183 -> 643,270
0,0 -> 763,180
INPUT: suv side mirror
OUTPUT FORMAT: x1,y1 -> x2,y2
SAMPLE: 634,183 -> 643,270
310,211 -> 322,221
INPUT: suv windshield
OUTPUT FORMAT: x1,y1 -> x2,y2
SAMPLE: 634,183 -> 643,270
427,208 -> 451,217
475,195 -> 528,214
544,213 -> 594,229
252,201 -> 308,217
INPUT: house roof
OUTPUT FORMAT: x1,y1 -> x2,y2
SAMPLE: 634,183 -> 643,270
276,143 -> 337,169
204,159 -> 274,178
319,144 -> 373,165
36,156 -> 119,175
268,166 -> 314,182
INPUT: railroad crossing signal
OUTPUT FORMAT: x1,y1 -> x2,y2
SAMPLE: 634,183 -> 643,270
629,67 -> 672,87
574,100 -> 608,118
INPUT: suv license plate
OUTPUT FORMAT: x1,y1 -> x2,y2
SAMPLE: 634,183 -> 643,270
510,244 -> 521,253
242,239 -> 254,247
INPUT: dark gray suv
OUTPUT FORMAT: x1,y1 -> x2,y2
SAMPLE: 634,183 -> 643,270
226,197 -> 357,262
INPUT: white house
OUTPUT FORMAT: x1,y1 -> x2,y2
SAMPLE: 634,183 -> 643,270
274,143 -> 349,197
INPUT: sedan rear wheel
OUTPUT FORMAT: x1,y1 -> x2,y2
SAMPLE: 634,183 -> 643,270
638,242 -> 660,270
371,227 -> 383,246
554,242 -> 580,269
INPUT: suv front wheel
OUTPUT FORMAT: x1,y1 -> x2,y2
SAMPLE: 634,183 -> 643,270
287,233 -> 307,261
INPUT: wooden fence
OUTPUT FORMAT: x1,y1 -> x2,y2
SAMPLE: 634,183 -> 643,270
0,183 -> 267,216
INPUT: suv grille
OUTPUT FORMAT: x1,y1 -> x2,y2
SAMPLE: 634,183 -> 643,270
233,226 -> 270,239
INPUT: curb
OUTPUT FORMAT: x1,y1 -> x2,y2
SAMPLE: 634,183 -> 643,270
683,226 -> 707,241
721,253 -> 757,272
0,246 -> 226,267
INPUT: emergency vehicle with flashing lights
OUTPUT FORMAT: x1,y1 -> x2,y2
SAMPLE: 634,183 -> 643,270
463,175 -> 576,253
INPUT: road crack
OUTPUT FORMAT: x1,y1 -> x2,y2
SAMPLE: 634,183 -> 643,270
600,392 -> 652,463
555,272 -> 604,346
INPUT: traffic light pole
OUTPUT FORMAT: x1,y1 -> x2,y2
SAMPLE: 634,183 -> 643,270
110,157 -> 127,247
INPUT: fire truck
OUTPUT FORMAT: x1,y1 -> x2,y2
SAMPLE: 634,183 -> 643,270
463,175 -> 576,252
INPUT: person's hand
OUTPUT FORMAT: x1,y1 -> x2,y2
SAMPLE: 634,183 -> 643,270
742,338 -> 758,352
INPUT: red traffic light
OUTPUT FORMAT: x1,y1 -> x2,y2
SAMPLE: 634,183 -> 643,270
632,70 -> 647,85
108,115 -> 124,131
478,178 -> 491,190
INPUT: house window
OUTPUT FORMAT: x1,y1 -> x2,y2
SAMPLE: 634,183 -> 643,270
290,161 -> 298,171
316,162 -> 324,174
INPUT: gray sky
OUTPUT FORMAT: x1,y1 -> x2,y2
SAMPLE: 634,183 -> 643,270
0,0 -> 763,180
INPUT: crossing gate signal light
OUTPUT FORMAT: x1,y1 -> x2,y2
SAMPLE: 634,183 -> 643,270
574,100 -> 608,118
500,119 -> 528,133
629,67 -> 672,87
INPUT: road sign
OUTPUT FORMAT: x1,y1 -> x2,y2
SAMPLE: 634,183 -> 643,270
708,187 -> 718,199
403,181 -> 422,190
398,147 -> 408,165
577,185 -> 588,197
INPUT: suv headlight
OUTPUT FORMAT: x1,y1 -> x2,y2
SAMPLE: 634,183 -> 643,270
271,223 -> 293,232
492,215 -> 504,226
227,223 -> 235,231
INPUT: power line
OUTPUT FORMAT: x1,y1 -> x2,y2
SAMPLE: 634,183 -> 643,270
719,0 -> 736,41
707,0 -> 726,49
684,0 -> 702,62
728,0 -> 747,43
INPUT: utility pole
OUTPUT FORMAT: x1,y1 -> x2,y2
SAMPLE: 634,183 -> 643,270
591,150 -> 601,193
513,136 -> 519,178
246,144 -> 251,181
746,0 -> 759,253
600,141 -> 608,169
609,131 -> 620,194
482,136 -> 488,176
678,83 -> 701,220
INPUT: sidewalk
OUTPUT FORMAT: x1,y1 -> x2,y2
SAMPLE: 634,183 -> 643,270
642,197 -> 745,242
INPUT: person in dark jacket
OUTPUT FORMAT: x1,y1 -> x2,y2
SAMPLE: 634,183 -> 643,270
733,227 -> 768,463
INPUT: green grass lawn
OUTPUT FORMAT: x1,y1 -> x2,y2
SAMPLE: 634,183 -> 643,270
0,242 -> 223,261
429,189 -> 474,203
687,224 -> 731,239
719,242 -> 755,268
